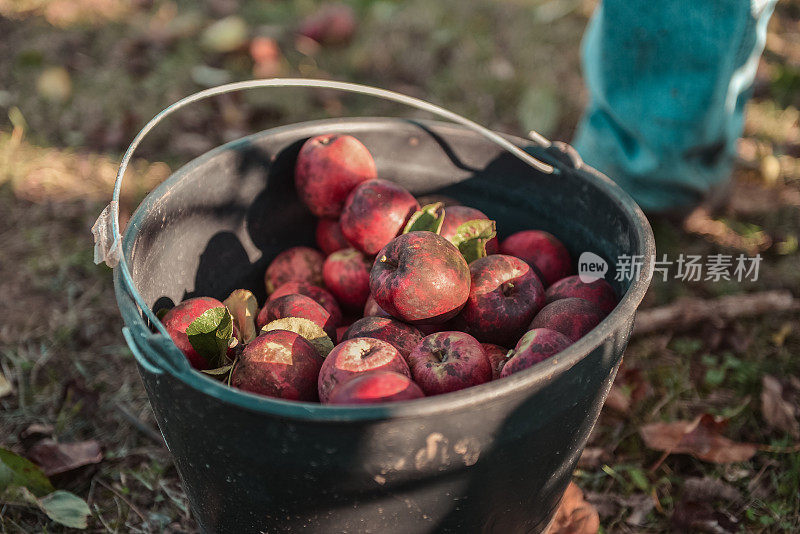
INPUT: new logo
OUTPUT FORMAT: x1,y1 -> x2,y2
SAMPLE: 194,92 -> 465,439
578,252 -> 608,283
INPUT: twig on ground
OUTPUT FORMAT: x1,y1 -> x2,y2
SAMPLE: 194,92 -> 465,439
113,402 -> 165,447
633,290 -> 799,337
96,478 -> 148,524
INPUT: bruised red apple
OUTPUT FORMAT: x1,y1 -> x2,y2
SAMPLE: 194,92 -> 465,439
161,296 -> 228,370
500,328 -> 573,377
317,337 -> 410,403
500,230 -> 572,287
297,3 -> 356,46
264,246 -> 324,294
322,248 -> 371,312
327,371 -> 424,405
257,294 -> 338,339
439,206 -> 499,254
230,330 -> 322,401
343,316 -> 423,359
268,281 -> 342,326
529,297 -> 606,342
363,295 -> 392,319
482,343 -> 510,380
294,134 -> 376,218
315,218 -> 350,255
407,331 -> 492,395
545,275 -> 618,315
458,254 -> 545,346
370,232 -> 470,324
340,179 -> 420,255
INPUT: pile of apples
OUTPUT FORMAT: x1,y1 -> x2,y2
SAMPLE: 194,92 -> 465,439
158,134 -> 618,405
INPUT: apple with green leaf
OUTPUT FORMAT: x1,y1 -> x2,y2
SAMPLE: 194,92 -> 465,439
161,297 -> 234,370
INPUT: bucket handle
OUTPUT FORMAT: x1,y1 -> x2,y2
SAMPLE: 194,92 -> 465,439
98,78 -> 558,362
122,326 -> 163,376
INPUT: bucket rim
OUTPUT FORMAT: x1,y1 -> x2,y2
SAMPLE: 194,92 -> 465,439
115,117 -> 655,422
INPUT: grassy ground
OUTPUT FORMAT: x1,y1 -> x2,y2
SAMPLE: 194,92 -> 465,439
1,1 -> 799,532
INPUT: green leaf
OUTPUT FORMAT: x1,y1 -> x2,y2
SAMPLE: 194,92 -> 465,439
261,317 -> 334,358
450,219 -> 497,264
223,289 -> 258,344
403,202 -> 445,234
186,307 -> 233,368
37,490 -> 91,529
201,363 -> 235,382
704,367 -> 727,387
628,468 -> 650,492
0,448 -> 54,497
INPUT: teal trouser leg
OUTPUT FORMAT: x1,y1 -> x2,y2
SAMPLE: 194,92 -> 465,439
573,0 -> 777,212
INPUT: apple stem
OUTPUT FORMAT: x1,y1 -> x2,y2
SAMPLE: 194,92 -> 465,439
360,347 -> 377,360
433,349 -> 448,363
379,255 -> 399,270
501,281 -> 515,296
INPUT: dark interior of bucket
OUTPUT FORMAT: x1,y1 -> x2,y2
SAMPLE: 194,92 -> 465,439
124,118 -> 640,318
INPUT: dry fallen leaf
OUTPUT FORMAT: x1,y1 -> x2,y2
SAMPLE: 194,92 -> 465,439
549,482 -> 600,534
639,414 -> 758,464
604,385 -> 630,414
586,492 -> 655,526
671,477 -> 742,534
760,375 -> 800,438
604,367 -> 651,415
0,371 -> 13,398
19,424 -> 54,450
26,439 -> 102,477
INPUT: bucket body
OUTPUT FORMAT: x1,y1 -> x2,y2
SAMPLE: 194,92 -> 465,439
116,118 -> 654,533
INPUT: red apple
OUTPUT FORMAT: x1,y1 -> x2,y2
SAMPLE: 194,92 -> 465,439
161,296 -> 227,370
370,232 -> 470,324
500,230 -> 572,286
458,254 -> 545,346
294,134 -> 376,218
322,248 -> 371,312
342,316 -> 423,359
500,328 -> 572,377
257,294 -> 338,339
545,275 -> 618,315
297,3 -> 356,46
407,331 -> 492,395
439,206 -> 499,254
264,246 -> 324,294
363,295 -> 392,319
529,297 -> 606,342
317,337 -> 410,403
230,329 -> 322,401
482,343 -> 510,380
316,218 -> 350,255
327,371 -> 424,405
340,179 -> 420,255
268,281 -> 342,326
